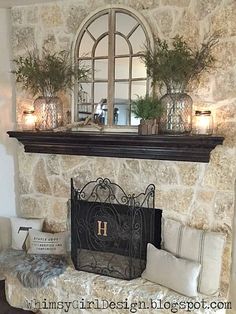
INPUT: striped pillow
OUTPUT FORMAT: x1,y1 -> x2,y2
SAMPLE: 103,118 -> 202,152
162,218 -> 226,295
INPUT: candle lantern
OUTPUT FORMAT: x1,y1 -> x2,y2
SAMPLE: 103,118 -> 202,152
22,110 -> 36,130
192,110 -> 213,135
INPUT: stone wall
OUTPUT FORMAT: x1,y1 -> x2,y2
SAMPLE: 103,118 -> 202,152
11,0 -> 236,297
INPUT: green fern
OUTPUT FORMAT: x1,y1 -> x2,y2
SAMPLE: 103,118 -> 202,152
12,48 -> 90,97
142,34 -> 219,91
131,95 -> 163,120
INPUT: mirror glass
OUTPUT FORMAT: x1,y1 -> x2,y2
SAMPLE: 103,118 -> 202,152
88,14 -> 108,39
115,35 -> 130,55
95,36 -> 108,57
76,8 -> 149,127
79,31 -> 94,57
116,13 -> 137,36
94,59 -> 108,80
115,58 -> 129,80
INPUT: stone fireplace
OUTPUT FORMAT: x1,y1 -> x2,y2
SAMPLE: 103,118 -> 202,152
10,0 -> 236,302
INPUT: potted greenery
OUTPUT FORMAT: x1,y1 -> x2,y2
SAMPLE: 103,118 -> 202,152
131,95 -> 163,135
13,48 -> 90,130
142,34 -> 219,134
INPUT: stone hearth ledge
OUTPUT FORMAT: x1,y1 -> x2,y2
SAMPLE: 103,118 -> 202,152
4,266 -> 227,314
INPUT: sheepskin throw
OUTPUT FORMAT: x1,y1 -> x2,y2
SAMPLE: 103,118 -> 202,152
0,249 -> 68,288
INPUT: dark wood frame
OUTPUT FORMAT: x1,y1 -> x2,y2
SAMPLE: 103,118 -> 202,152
7,131 -> 224,162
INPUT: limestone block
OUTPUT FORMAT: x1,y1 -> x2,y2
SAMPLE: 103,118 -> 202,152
18,146 -> 39,177
51,199 -> 69,223
51,177 -> 70,198
61,155 -> 83,172
189,202 -> 212,229
196,189 -> 215,203
46,155 -> 61,176
152,9 -> 174,37
92,157 -> 119,180
210,2 -> 236,37
12,26 -> 35,54
155,162 -> 178,185
33,158 -> 51,195
19,176 -> 33,194
215,122 -> 236,147
192,0 -> 220,19
173,10 -> 199,48
64,5 -> 88,34
19,195 -> 51,218
155,188 -> 194,213
42,33 -> 57,52
11,8 -> 23,25
125,0 -> 161,10
216,102 -> 236,123
213,68 -> 236,101
177,163 -> 204,186
40,5 -> 63,28
203,146 -> 236,191
43,219 -> 67,233
214,192 -> 234,227
26,7 -> 39,24
161,0 -> 190,6
213,41 -> 236,70
5,268 -> 227,314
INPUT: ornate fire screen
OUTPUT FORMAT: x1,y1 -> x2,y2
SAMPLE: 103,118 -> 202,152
71,177 -> 162,280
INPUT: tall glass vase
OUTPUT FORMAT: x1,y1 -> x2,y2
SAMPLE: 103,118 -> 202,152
160,88 -> 192,134
34,96 -> 63,130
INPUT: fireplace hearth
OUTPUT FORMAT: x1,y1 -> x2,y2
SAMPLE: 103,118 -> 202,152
71,178 -> 162,280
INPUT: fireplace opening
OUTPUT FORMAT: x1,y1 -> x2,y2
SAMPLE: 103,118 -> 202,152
71,178 -> 162,280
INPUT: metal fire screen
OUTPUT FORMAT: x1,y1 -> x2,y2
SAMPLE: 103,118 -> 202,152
71,177 -> 162,280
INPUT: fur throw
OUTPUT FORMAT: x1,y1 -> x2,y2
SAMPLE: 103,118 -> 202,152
0,249 -> 69,288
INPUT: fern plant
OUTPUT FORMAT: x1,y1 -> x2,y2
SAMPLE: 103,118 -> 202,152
131,95 -> 163,120
12,48 -> 90,97
142,34 -> 219,91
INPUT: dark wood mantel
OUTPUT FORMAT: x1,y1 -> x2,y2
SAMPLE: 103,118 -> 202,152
7,131 -> 224,162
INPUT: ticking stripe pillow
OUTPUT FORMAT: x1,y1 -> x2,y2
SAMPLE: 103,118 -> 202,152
162,218 -> 226,296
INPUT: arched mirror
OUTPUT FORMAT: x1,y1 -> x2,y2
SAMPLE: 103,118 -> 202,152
74,7 -> 151,128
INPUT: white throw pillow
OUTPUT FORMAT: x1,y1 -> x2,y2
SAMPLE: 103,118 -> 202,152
142,243 -> 201,297
27,229 -> 68,255
162,218 -> 226,295
10,217 -> 44,250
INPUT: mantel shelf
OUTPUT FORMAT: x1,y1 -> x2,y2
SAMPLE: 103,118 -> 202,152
7,131 -> 224,163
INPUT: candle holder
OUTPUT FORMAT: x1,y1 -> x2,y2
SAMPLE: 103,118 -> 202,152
22,110 -> 36,130
192,110 -> 213,135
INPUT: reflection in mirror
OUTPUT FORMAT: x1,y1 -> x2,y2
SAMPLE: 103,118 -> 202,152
131,80 -> 147,125
94,59 -> 108,80
115,58 -> 129,80
78,31 -> 94,57
116,12 -> 137,36
114,82 -> 129,125
131,80 -> 147,100
95,35 -> 108,57
77,82 -> 92,121
94,83 -> 108,125
88,14 -> 108,39
132,57 -> 146,78
115,35 -> 130,55
129,25 -> 147,54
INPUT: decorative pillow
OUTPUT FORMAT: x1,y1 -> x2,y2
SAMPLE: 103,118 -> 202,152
0,217 -> 11,250
27,229 -> 68,255
162,218 -> 226,295
142,243 -> 201,297
10,217 -> 44,250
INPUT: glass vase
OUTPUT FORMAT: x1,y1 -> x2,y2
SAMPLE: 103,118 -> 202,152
160,89 -> 192,134
34,96 -> 63,130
